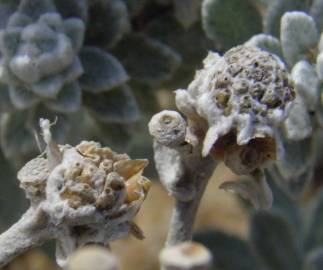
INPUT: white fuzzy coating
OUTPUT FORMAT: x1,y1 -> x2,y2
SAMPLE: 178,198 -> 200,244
148,110 -> 187,146
160,242 -> 212,270
175,46 -> 295,158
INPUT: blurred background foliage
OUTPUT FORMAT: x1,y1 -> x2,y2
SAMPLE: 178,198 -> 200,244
0,0 -> 323,269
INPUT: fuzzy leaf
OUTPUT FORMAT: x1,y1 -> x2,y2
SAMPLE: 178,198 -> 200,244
113,34 -> 181,86
0,111 -> 36,159
245,34 -> 282,58
281,12 -> 319,67
291,60 -> 319,111
249,211 -> 302,270
194,230 -> 259,270
80,47 -> 128,93
271,137 -> 313,198
9,85 -> 39,109
174,0 -> 201,29
304,190 -> 323,251
18,0 -> 56,19
264,0 -> 307,37
0,83 -> 14,112
283,95 -> 313,141
0,28 -> 21,57
84,85 -> 138,124
305,248 -> 323,270
31,75 -> 64,98
202,0 -> 262,50
310,0 -> 323,32
63,18 -> 85,52
7,12 -> 32,27
86,0 -> 129,48
45,82 -> 81,113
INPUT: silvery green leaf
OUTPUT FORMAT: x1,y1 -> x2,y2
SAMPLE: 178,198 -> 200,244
281,12 -> 319,67
219,171 -> 272,210
80,47 -> 128,93
146,15 -> 213,88
54,0 -> 88,22
202,0 -> 262,50
174,0 -> 201,29
304,190 -> 323,251
316,52 -> 323,80
9,85 -> 39,109
0,28 -> 20,57
0,83 -> 13,112
84,85 -> 138,124
310,0 -> 323,32
86,0 -> 129,48
113,34 -> 181,85
7,12 -> 32,27
305,248 -> 323,270
272,137 -> 313,199
31,75 -> 63,98
249,211 -> 302,270
291,60 -> 319,111
245,34 -> 282,58
18,0 -> 56,19
0,111 -> 36,159
39,12 -> 63,31
45,82 -> 81,113
282,95 -> 312,141
0,2 -> 20,28
194,230 -> 259,270
264,0 -> 306,37
63,18 -> 85,52
63,57 -> 84,84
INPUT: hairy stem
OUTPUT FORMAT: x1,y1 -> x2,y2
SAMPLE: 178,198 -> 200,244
0,207 -> 52,266
166,157 -> 216,246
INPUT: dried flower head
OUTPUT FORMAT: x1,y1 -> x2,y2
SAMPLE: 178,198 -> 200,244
175,45 -> 295,174
16,120 -> 150,267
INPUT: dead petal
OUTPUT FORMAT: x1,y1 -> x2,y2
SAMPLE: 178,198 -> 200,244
113,159 -> 148,180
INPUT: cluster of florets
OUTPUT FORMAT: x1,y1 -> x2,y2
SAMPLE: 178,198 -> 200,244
17,139 -> 150,266
175,45 -> 295,174
0,11 -> 84,109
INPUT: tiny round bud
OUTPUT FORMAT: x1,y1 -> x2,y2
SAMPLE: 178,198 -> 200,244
148,110 -> 187,146
67,246 -> 120,270
160,242 -> 212,270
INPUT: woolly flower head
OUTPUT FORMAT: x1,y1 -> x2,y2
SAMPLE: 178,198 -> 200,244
17,120 -> 150,266
175,45 -> 295,174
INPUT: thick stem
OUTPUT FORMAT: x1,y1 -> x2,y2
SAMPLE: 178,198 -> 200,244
166,157 -> 216,247
0,207 -> 52,266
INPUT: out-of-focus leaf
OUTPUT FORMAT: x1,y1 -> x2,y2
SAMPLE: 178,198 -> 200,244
281,12 -> 319,67
112,33 -> 181,86
310,0 -> 323,32
249,210 -> 303,270
86,0 -> 129,48
54,0 -> 88,22
122,0 -> 146,16
194,230 -> 259,270
45,82 -> 82,113
202,0 -> 262,50
304,189 -> 323,251
9,86 -> 39,110
0,83 -> 14,112
0,111 -> 36,160
146,15 -> 212,88
271,138 -> 314,199
84,85 -> 138,124
264,0 -> 307,37
305,248 -> 323,270
80,46 -> 128,93
245,34 -> 283,58
174,0 -> 201,29
18,0 -> 56,19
